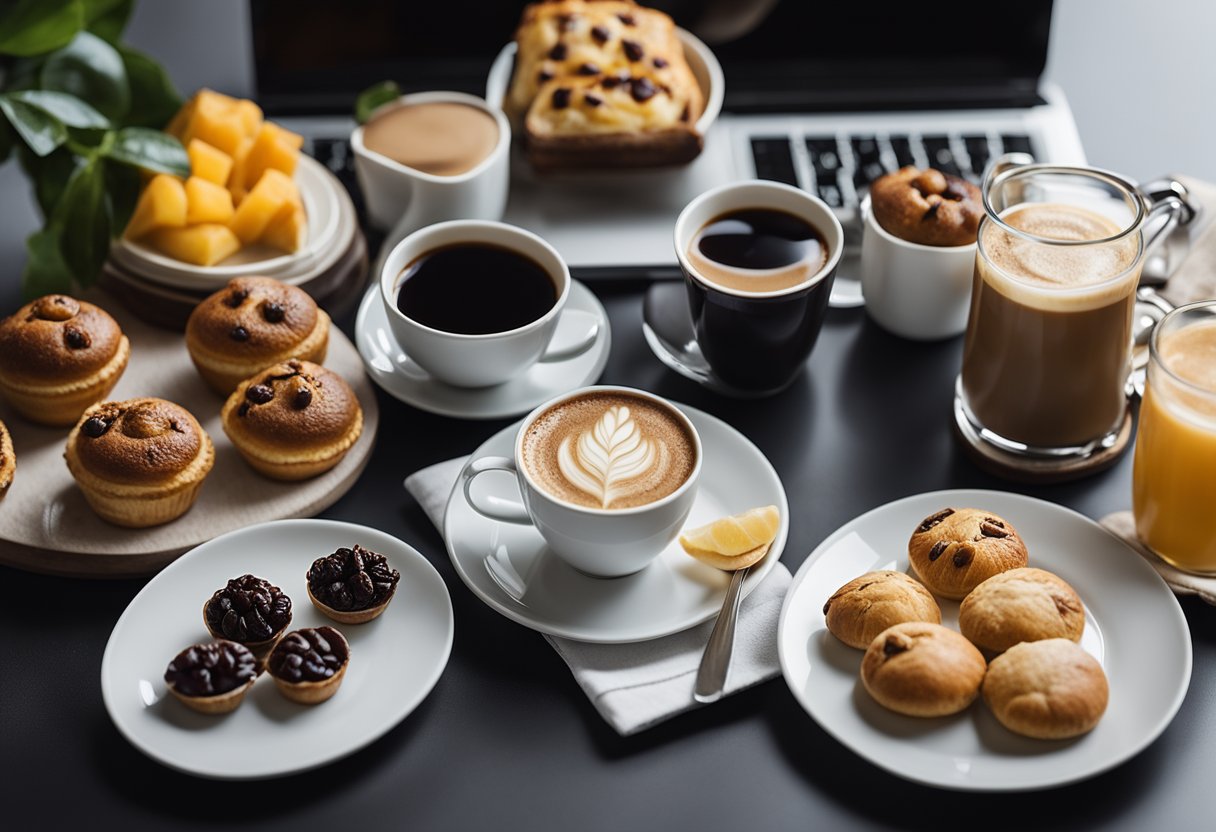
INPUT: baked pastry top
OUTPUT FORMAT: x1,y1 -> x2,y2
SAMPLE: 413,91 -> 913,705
982,638 -> 1108,739
223,359 -> 360,448
959,567 -> 1085,653
823,570 -> 941,650
69,398 -> 209,486
0,419 -> 13,496
186,276 -> 324,363
870,167 -> 983,247
907,507 -> 1029,600
0,295 -> 125,384
507,0 -> 705,168
860,621 -> 987,717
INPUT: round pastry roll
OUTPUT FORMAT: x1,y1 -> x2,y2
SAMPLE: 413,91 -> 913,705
907,507 -> 1029,600
869,166 -> 983,247
0,418 -> 14,497
221,359 -> 362,480
823,571 -> 941,649
861,622 -> 987,717
64,398 -> 215,527
959,568 -> 1085,654
0,294 -> 130,426
982,639 -> 1108,739
185,276 -> 329,394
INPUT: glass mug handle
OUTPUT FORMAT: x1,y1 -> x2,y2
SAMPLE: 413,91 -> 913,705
539,310 -> 600,363
461,456 -> 532,524
1139,178 -> 1198,283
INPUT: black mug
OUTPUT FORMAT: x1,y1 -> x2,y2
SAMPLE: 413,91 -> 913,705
674,181 -> 843,395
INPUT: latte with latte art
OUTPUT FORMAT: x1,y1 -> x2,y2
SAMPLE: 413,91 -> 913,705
521,392 -> 697,510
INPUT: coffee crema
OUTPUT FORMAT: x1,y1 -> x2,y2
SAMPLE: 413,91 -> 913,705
688,208 -> 827,294
362,102 -> 498,176
521,392 -> 696,510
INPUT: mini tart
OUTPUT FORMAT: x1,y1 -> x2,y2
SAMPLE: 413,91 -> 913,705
306,544 -> 401,624
0,294 -> 130,426
64,398 -> 214,527
0,419 -> 14,497
185,276 -> 329,394
221,359 -> 362,481
203,573 -> 293,656
164,640 -> 258,715
266,626 -> 350,705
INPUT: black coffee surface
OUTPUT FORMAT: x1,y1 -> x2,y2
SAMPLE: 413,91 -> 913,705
397,244 -> 556,334
695,208 -> 823,270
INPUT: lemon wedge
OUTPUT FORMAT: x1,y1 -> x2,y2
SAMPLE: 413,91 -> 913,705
679,505 -> 780,570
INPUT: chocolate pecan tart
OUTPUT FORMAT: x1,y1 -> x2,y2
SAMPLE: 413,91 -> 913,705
267,626 -> 350,705
164,640 -> 258,715
306,544 -> 401,624
907,507 -> 1029,600
203,573 -> 293,655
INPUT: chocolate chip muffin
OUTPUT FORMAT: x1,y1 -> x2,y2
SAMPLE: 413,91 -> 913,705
220,359 -> 362,481
907,507 -> 1029,600
861,622 -> 987,717
870,167 -> 983,247
164,640 -> 258,715
185,276 -> 329,394
959,567 -> 1085,654
267,626 -> 350,705
0,419 -> 14,497
823,571 -> 941,650
307,544 -> 400,624
982,639 -> 1108,739
64,398 -> 214,527
0,295 -> 130,426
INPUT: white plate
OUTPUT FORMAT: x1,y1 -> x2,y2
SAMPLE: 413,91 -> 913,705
443,402 -> 787,643
355,281 -> 611,420
778,489 -> 1191,792
101,519 -> 454,780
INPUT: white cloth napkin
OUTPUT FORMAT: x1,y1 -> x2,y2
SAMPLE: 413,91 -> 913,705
404,457 -> 791,736
1100,512 -> 1216,605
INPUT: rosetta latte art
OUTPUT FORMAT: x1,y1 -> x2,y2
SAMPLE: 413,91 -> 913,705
557,405 -> 671,509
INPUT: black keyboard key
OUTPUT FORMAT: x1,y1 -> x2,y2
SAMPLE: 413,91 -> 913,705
963,135 -> 990,178
805,137 -> 842,175
1000,133 -> 1034,156
816,171 -> 843,207
750,137 -> 798,186
889,135 -> 916,168
853,159 -> 887,189
851,135 -> 880,164
922,135 -> 962,177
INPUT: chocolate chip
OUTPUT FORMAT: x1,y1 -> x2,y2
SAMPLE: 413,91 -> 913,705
944,181 -> 971,201
63,326 -> 91,349
548,42 -> 567,61
584,93 -> 603,108
952,549 -> 972,568
261,301 -> 285,323
245,384 -> 274,404
922,201 -> 940,220
883,636 -> 908,657
537,68 -> 554,83
224,288 -> 248,308
81,417 -> 109,438
617,13 -> 636,26
979,519 -> 1009,538
622,39 -> 644,62
292,387 -> 313,409
230,325 -> 249,342
653,56 -> 669,69
238,402 -> 250,418
917,508 -> 954,533
630,77 -> 657,102
680,104 -> 690,122
928,541 -> 949,562
551,87 -> 571,109
577,62 -> 600,76
591,24 -> 610,43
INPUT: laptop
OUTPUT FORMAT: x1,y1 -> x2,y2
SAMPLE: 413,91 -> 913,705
252,0 -> 1085,298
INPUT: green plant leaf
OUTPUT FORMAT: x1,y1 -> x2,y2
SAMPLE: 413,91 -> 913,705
0,96 -> 67,156
104,157 -> 140,234
0,119 -> 13,165
0,0 -> 84,58
51,156 -> 109,286
84,0 -> 132,42
23,227 -> 74,299
104,126 -> 188,176
40,31 -> 129,122
355,80 -> 401,124
119,45 -> 181,129
25,147 -> 81,218
5,89 -> 109,128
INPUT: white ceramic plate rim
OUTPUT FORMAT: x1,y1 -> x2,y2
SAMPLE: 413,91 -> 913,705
777,488 -> 1192,792
101,518 -> 454,780
443,401 -> 788,642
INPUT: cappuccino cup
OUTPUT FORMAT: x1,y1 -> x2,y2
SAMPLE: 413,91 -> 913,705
460,386 -> 702,577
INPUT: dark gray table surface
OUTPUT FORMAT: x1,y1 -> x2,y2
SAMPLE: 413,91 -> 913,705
1,236 -> 1213,829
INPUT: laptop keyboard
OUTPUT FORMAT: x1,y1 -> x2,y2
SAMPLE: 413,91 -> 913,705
306,136 -> 365,217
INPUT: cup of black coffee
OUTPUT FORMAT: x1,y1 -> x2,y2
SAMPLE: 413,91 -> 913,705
379,220 -> 599,387
674,181 -> 844,395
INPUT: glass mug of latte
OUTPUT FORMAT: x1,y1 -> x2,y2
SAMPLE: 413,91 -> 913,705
1133,301 -> 1216,573
955,160 -> 1188,460
460,387 -> 701,578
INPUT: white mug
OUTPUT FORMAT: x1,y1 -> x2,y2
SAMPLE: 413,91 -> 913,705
859,195 -> 977,341
460,386 -> 702,578
379,220 -> 599,387
351,91 -> 510,233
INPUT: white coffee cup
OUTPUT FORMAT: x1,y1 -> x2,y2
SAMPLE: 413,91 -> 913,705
379,220 -> 599,387
460,386 -> 702,578
859,195 -> 977,340
351,91 -> 510,232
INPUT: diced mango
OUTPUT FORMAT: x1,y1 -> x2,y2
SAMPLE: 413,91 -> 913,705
186,139 -> 233,186
228,169 -> 297,244
262,203 -> 307,253
240,123 -> 300,189
227,137 -> 253,204
233,99 -> 264,137
265,121 -> 304,150
179,92 -> 246,157
124,174 -> 187,240
185,176 -> 235,225
164,97 -> 195,138
148,224 -> 241,266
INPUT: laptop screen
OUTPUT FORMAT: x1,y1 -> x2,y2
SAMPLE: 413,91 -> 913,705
252,0 -> 1052,115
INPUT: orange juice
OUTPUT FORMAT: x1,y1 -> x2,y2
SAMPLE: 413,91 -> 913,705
1132,314 -> 1216,572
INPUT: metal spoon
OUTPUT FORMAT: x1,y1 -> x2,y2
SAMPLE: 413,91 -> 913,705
693,545 -> 768,703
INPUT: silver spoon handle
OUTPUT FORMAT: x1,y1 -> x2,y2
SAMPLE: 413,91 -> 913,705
693,567 -> 749,704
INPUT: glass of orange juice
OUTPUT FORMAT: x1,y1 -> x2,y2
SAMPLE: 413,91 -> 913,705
1133,300 -> 1216,573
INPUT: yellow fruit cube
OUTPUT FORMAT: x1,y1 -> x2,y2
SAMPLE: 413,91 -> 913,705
240,123 -> 301,189
233,99 -> 264,137
185,176 -> 235,225
679,505 -> 780,568
227,137 -> 253,204
266,121 -> 304,150
148,224 -> 241,266
228,169 -> 297,244
186,139 -> 233,186
179,91 -> 246,157
262,203 -> 307,253
124,174 -> 187,240
164,97 -> 195,138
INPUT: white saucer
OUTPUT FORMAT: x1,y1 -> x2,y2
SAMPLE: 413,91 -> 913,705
778,489 -> 1191,792
355,281 -> 611,420
443,402 -> 788,643
101,519 -> 454,780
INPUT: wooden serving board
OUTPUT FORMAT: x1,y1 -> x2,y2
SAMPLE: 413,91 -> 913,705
0,292 -> 379,578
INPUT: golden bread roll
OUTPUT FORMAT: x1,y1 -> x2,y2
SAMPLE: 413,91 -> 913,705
907,507 -> 1029,600
959,567 -> 1085,653
823,571 -> 941,650
861,622 -> 987,717
982,638 -> 1108,739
